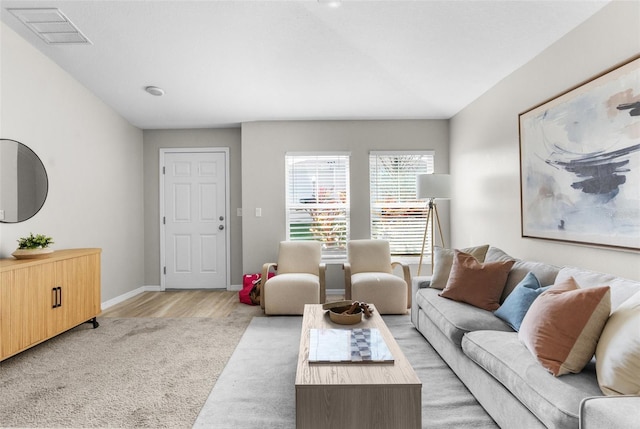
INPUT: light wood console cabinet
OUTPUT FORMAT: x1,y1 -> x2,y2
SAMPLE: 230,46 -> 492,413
0,248 -> 101,361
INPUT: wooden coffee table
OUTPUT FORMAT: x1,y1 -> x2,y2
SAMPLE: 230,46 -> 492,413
295,304 -> 422,428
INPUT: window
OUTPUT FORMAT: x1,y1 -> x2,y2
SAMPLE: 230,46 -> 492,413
369,151 -> 434,256
286,153 -> 350,260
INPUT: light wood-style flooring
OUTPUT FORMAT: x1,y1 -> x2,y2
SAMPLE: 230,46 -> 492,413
100,290 -> 345,319
100,290 -> 244,318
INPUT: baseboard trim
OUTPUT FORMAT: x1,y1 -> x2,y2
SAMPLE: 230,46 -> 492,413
101,285 -> 161,311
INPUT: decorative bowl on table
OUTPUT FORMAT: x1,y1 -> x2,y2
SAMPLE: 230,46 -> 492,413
322,300 -> 363,325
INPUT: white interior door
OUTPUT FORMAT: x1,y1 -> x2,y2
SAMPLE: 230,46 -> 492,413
162,150 -> 228,289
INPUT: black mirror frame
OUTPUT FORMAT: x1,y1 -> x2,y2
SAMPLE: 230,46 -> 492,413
0,138 -> 49,223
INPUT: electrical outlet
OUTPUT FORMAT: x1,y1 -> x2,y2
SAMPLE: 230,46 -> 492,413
255,208 -> 262,217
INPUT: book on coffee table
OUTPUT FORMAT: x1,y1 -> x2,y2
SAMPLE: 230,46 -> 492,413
308,328 -> 394,364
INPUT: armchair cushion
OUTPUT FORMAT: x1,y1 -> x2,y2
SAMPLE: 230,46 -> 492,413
347,239 -> 392,274
261,241 -> 325,315
351,272 -> 408,314
277,241 -> 322,275
263,273 -> 320,315
345,239 -> 410,314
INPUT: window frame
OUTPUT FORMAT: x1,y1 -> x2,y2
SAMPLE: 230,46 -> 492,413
369,150 -> 435,258
285,152 -> 351,262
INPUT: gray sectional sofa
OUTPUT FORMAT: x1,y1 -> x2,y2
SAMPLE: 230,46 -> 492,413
411,246 -> 640,429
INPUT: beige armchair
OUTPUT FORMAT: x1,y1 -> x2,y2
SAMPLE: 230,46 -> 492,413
261,241 -> 326,315
343,239 -> 411,314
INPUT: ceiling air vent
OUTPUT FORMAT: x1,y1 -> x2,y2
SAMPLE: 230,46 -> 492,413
7,8 -> 91,45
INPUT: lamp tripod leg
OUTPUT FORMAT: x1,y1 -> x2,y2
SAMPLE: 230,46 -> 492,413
433,203 -> 445,249
417,203 -> 433,276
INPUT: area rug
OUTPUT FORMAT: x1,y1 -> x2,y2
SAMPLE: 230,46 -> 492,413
0,306 -> 256,428
194,315 -> 498,428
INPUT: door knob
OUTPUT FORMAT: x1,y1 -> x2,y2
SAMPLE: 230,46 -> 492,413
219,216 -> 224,221
219,225 -> 224,230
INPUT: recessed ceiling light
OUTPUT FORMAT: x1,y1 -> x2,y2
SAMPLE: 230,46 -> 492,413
145,86 -> 165,96
8,8 -> 91,45
318,0 -> 341,8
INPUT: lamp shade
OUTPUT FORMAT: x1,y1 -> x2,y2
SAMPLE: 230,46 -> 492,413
417,174 -> 451,200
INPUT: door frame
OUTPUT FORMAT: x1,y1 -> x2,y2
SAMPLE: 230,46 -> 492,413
159,147 -> 231,291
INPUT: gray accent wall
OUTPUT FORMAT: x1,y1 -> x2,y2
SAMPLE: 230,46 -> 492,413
240,120 -> 450,289
450,1 -> 640,281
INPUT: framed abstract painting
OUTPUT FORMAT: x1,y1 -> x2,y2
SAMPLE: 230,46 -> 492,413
519,56 -> 640,251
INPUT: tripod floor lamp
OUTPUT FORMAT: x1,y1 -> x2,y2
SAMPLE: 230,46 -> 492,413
417,174 -> 450,276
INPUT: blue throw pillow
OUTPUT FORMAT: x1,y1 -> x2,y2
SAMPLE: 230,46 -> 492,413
494,272 -> 550,331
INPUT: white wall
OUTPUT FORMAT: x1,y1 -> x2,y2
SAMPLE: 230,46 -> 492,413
241,120 -> 449,289
142,128 -> 243,287
450,1 -> 640,281
0,23 -> 145,302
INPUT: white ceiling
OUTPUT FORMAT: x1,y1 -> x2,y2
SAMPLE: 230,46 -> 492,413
1,0 -> 609,130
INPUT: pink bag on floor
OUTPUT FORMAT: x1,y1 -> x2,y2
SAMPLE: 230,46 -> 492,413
239,273 -> 274,305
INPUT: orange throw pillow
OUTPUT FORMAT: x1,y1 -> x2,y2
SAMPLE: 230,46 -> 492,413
439,250 -> 514,311
518,277 -> 611,376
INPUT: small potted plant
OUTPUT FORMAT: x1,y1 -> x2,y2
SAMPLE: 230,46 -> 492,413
12,233 -> 55,259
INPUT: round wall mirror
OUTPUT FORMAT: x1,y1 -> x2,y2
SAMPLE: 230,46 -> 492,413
0,139 -> 49,223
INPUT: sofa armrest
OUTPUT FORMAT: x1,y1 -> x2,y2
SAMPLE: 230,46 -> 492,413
580,396 -> 640,429
411,275 -> 432,327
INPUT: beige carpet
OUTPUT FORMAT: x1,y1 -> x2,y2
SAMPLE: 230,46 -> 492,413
0,304 -> 261,429
1,305 -> 497,428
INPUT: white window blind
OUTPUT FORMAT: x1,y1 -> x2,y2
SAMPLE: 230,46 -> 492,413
369,151 -> 434,256
286,153 -> 350,260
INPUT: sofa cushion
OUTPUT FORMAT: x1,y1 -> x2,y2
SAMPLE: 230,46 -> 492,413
519,277 -> 611,376
430,244 -> 490,289
580,396 -> 640,429
494,272 -> 550,331
463,330 -> 603,429
501,260 -> 559,303
484,246 -> 513,263
484,247 -> 559,302
415,287 -> 512,347
440,250 -> 515,311
556,266 -> 640,310
595,290 -> 640,395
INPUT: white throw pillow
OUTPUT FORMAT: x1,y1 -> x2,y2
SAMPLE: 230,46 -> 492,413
595,290 -> 640,395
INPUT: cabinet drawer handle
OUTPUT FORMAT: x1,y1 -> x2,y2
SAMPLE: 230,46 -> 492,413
51,287 -> 62,308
